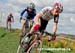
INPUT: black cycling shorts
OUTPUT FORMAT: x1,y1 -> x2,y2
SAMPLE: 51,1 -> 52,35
39,18 -> 48,32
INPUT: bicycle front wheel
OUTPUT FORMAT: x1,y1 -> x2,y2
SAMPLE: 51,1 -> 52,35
27,40 -> 42,53
17,45 -> 25,53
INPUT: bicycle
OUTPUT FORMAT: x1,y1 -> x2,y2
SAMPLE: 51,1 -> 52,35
17,31 -> 53,53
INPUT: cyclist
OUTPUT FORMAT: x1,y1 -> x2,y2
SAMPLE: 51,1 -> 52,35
20,3 -> 36,43
25,2 -> 63,42
6,13 -> 14,31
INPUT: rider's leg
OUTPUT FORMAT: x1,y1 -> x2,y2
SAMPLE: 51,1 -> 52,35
27,18 -> 48,38
21,19 -> 27,34
25,23 -> 41,38
26,19 -> 41,38
6,21 -> 8,30
29,20 -> 33,29
7,21 -> 11,31
19,19 -> 27,44
36,18 -> 48,43
9,21 -> 11,31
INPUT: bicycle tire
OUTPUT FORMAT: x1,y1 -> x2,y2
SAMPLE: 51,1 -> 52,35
17,45 -> 25,53
27,40 -> 42,53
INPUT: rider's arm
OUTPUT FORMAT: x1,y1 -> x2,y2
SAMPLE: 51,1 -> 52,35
52,15 -> 59,34
20,9 -> 26,17
33,12 -> 43,24
11,15 -> 14,22
20,9 -> 26,21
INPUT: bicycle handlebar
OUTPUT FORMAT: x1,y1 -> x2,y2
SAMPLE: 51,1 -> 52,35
43,31 -> 52,35
33,31 -> 52,36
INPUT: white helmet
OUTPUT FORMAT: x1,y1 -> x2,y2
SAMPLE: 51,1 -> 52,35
28,3 -> 35,9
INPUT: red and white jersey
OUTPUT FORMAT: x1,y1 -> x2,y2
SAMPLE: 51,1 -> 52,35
40,7 -> 54,21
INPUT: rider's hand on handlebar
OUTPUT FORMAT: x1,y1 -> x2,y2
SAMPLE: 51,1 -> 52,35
48,32 -> 56,41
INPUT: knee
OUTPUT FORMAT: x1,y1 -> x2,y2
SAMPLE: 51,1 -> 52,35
22,19 -> 26,25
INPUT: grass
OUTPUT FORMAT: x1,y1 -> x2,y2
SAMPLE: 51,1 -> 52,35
0,27 -> 75,53
0,27 -> 19,53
